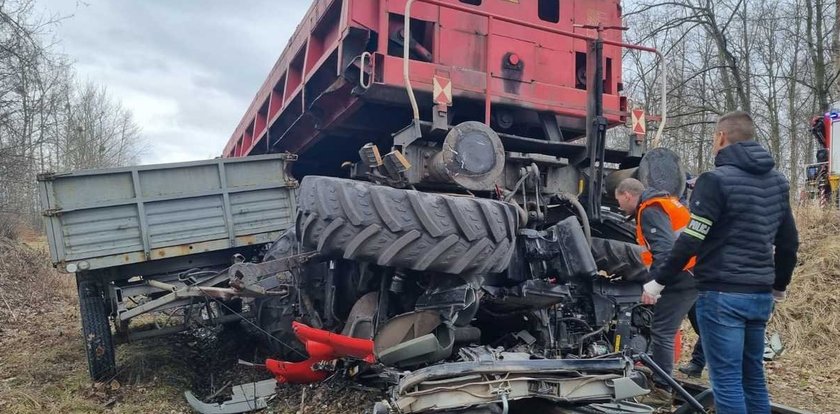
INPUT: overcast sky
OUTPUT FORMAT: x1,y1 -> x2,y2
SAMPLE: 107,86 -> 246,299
38,1 -> 310,164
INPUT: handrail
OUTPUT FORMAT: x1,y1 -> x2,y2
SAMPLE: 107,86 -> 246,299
403,0 -> 421,122
359,51 -> 372,90
402,0 -> 668,144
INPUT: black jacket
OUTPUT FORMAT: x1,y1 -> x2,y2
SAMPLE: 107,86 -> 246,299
637,189 -> 695,291
650,141 -> 799,293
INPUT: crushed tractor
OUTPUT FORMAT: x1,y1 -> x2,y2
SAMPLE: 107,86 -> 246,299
218,0 -> 689,412
39,1 -> 810,413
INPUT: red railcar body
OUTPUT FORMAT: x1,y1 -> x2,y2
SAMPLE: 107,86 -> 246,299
222,0 -> 627,176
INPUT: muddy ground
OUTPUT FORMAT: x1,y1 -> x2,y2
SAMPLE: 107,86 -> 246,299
0,224 -> 836,413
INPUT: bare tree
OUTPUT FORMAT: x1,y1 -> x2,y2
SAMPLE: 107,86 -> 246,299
625,0 -> 837,196
0,0 -> 146,236
59,82 -> 144,170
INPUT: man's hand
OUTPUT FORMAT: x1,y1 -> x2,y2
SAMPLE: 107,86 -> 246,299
772,289 -> 786,303
642,290 -> 659,305
642,280 -> 665,305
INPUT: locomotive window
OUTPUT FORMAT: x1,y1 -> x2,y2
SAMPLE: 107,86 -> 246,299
539,0 -> 560,23
459,0 -> 481,5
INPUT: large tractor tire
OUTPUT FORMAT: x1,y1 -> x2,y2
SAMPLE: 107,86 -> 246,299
77,277 -> 116,381
297,176 -> 518,275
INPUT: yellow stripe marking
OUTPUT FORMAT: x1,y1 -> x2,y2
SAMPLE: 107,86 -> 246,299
691,214 -> 713,226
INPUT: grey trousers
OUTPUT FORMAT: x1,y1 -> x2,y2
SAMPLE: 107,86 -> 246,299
650,285 -> 698,389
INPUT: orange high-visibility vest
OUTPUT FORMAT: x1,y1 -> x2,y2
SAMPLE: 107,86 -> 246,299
634,196 -> 697,270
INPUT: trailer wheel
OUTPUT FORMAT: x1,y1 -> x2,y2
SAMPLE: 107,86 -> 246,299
77,277 -> 116,381
297,176 -> 518,275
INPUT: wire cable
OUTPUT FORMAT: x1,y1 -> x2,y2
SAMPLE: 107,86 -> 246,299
196,288 -> 307,359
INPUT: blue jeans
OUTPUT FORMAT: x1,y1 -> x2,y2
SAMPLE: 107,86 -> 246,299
696,291 -> 774,414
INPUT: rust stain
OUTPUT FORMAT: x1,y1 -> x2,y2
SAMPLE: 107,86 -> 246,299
145,238 -> 272,259
238,235 -> 257,246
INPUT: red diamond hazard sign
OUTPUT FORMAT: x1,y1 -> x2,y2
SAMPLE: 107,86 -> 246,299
632,108 -> 646,136
433,75 -> 452,106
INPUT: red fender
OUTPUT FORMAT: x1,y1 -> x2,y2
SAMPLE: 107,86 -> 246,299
265,322 -> 375,384
264,358 -> 328,384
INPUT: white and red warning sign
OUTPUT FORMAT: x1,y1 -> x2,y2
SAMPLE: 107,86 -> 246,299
433,75 -> 452,106
631,108 -> 646,137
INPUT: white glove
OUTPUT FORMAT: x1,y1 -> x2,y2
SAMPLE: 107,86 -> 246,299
644,280 -> 665,296
642,280 -> 665,305
772,289 -> 786,303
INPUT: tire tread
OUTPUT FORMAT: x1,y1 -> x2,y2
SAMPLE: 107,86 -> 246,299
298,176 -> 517,274
78,279 -> 116,381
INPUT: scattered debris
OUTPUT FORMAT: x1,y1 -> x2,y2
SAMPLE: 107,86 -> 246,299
272,380 -> 381,414
764,332 -> 784,361
185,379 -> 276,414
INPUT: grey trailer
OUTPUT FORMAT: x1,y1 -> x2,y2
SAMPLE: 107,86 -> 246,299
38,154 -> 298,379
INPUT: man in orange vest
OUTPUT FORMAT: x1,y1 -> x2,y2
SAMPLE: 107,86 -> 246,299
615,177 -> 698,407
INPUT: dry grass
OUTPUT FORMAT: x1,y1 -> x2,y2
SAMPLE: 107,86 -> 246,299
770,204 -> 840,355
0,236 -> 341,413
0,237 -> 77,324
761,203 -> 840,410
0,213 -> 23,240
0,237 -> 190,413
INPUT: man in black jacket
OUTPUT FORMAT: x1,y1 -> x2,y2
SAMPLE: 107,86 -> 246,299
615,178 -> 696,407
644,111 -> 799,414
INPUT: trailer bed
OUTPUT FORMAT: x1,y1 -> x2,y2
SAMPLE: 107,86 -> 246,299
38,154 -> 297,273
